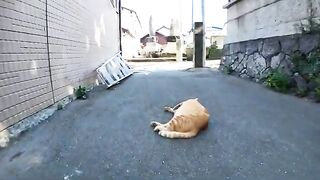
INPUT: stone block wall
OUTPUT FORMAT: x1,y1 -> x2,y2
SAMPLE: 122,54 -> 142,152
220,34 -> 320,81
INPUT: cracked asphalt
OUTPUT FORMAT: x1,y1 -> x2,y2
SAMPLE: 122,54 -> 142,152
0,67 -> 319,180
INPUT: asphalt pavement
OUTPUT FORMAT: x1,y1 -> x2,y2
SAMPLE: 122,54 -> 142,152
0,67 -> 319,180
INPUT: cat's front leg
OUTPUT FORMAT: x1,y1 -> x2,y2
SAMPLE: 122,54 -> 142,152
164,106 -> 175,113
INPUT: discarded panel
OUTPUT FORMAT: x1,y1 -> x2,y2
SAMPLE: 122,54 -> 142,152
96,52 -> 133,88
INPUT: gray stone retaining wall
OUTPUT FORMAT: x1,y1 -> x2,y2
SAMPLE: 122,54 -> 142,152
220,34 -> 320,81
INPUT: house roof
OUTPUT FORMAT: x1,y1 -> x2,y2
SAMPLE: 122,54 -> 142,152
155,26 -> 170,37
209,26 -> 223,30
140,32 -> 166,41
155,26 -> 170,32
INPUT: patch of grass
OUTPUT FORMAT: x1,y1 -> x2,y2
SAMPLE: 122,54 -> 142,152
296,89 -> 308,97
310,75 -> 320,88
222,66 -> 233,75
291,50 -> 320,101
292,51 -> 320,80
315,76 -> 320,85
314,76 -> 320,102
292,52 -> 307,74
299,17 -> 320,35
74,86 -> 87,100
266,70 -> 290,92
307,51 -> 320,74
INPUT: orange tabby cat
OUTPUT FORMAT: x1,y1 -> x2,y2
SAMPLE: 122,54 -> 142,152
150,98 -> 210,138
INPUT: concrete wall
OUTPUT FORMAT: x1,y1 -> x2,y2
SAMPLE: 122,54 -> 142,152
0,0 -> 119,131
225,0 -> 320,44
221,0 -> 320,83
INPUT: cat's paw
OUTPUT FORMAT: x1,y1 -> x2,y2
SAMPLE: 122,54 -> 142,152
150,121 -> 159,128
159,131 -> 168,137
153,126 -> 161,132
164,106 -> 172,112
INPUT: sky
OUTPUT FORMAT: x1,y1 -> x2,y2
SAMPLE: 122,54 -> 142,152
122,0 -> 228,35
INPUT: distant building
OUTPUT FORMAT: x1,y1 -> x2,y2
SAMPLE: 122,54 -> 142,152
184,26 -> 226,49
121,7 -> 143,58
205,26 -> 226,49
140,32 -> 167,46
155,26 -> 171,37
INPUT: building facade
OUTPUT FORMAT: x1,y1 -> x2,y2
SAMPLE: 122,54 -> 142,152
0,0 -> 120,131
121,7 -> 142,58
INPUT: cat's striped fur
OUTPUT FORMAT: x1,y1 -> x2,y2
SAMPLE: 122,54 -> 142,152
150,98 -> 210,138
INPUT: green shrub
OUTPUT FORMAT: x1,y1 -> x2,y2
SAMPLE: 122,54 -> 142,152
299,17 -> 320,35
57,103 -> 63,110
151,52 -> 160,58
308,51 -> 320,74
314,76 -> 320,86
315,88 -> 320,102
314,76 -> 320,102
266,70 -> 290,92
292,51 -> 320,80
74,86 -> 87,100
296,89 -> 308,97
206,45 -> 222,60
292,52 -> 307,74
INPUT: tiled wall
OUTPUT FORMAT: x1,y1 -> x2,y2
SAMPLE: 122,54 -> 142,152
0,0 -> 120,131
0,0 -> 53,131
48,0 -> 120,101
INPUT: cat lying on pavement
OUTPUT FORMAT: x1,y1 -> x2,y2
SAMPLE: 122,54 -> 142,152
150,98 -> 210,138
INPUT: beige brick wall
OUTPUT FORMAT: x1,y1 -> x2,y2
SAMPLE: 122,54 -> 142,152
0,0 -> 53,131
48,0 -> 120,101
0,0 -> 120,131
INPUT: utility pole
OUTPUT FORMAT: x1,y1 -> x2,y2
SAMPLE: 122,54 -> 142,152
201,0 -> 205,24
192,0 -> 194,31
176,0 -> 183,62
193,0 -> 205,68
